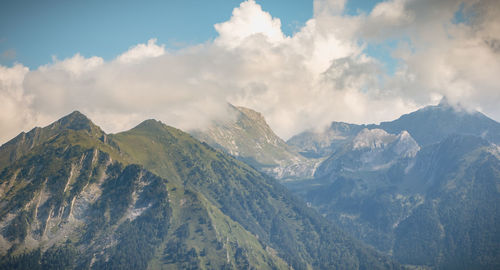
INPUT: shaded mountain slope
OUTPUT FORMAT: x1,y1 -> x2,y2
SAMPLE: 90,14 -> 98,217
0,111 -> 399,269
392,135 -> 500,268
284,100 -> 500,269
286,134 -> 500,269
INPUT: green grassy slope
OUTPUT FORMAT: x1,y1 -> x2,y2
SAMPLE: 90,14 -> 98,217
0,124 -> 287,269
111,118 -> 400,269
0,112 -> 400,269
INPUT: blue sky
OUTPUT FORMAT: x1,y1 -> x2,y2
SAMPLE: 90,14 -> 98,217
0,0 -> 310,67
1,0 -> 386,69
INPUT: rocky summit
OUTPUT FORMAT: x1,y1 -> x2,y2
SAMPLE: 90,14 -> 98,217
191,105 -> 320,180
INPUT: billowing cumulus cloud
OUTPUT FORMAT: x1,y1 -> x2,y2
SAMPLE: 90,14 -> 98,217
117,38 -> 166,63
0,64 -> 33,143
0,0 -> 499,144
214,0 -> 286,48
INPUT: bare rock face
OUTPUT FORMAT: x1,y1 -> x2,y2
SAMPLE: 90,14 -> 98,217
314,129 -> 420,177
191,105 -> 319,180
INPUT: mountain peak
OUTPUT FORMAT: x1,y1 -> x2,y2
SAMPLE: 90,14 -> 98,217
128,119 -> 189,142
236,106 -> 265,122
132,119 -> 168,133
67,110 -> 86,117
434,96 -> 468,113
137,118 -> 163,127
0,111 -> 106,171
50,110 -> 101,134
394,130 -> 420,157
378,98 -> 500,146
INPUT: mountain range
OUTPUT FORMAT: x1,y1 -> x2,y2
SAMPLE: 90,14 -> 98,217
288,98 -> 500,157
286,101 -> 500,269
0,111 -> 398,269
194,99 -> 500,269
2,98 -> 499,269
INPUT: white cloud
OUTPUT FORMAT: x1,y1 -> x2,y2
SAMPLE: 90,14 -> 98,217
314,0 -> 346,17
215,0 -> 286,48
0,64 -> 34,143
1,0 -> 500,145
370,0 -> 413,24
45,53 -> 104,76
116,38 -> 165,63
369,0 -> 500,116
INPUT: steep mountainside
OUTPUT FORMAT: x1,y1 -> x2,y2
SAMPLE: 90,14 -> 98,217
191,105 -> 318,180
284,100 -> 500,269
286,134 -> 500,269
392,136 -> 500,268
0,112 -> 399,269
